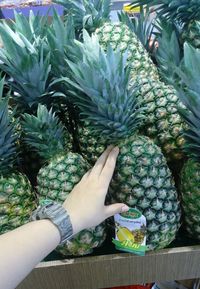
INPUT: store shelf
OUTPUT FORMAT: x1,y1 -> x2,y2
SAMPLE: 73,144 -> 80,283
17,245 -> 200,289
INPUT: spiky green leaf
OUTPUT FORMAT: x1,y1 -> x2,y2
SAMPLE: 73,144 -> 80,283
22,104 -> 69,161
60,32 -> 144,142
175,43 -> 200,160
53,0 -> 111,35
0,82 -> 17,175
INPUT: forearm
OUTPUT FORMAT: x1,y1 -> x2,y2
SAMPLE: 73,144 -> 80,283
0,147 -> 126,289
0,220 -> 60,289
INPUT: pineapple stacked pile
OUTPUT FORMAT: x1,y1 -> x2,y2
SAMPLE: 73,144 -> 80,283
0,0 -> 199,258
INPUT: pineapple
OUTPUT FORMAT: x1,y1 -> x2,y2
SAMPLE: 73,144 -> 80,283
66,32 -> 184,167
95,21 -> 158,80
136,78 -> 185,161
95,23 -> 185,161
63,34 -> 181,250
0,78 -> 36,235
175,43 -> 200,240
131,0 -> 200,49
55,0 -> 185,161
22,104 -> 107,256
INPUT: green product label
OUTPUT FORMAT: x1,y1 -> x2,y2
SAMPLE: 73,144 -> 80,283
113,208 -> 147,256
112,239 -> 147,256
121,208 -> 142,219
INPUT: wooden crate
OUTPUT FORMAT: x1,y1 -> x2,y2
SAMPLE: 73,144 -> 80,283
17,245 -> 200,289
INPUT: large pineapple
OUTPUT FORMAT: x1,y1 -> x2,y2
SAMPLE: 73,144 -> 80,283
0,78 -> 36,235
131,0 -> 200,49
66,32 -> 184,166
95,23 -> 185,162
96,22 -> 158,80
175,43 -> 200,240
22,104 -> 107,256
55,0 -> 185,162
136,78 -> 185,161
64,36 -> 181,250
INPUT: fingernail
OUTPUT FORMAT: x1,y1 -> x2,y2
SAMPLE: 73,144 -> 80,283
121,205 -> 129,213
113,146 -> 119,153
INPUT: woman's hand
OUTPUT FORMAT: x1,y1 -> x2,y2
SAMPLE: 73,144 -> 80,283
0,146 -> 129,289
63,146 -> 129,235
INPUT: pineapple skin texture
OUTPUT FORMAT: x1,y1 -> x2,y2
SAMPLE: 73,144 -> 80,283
77,129 -> 181,251
137,79 -> 185,161
78,122 -> 107,165
37,153 -> 107,256
110,135 -> 181,251
181,159 -> 200,240
0,173 -> 36,234
96,22 -> 159,80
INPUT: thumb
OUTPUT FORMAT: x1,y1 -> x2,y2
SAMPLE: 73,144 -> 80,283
105,203 -> 129,218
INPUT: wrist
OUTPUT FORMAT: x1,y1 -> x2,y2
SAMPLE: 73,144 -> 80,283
34,219 -> 61,246
62,203 -> 81,235
31,201 -> 73,244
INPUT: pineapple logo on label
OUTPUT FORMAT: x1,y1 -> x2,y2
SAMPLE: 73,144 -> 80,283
113,208 -> 147,256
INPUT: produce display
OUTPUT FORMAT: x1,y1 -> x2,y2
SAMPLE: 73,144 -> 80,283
64,32 -> 181,251
0,0 -> 199,257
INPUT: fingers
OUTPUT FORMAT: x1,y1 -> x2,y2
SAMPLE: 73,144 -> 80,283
100,146 -> 119,187
104,203 -> 129,218
81,169 -> 92,180
90,145 -> 114,176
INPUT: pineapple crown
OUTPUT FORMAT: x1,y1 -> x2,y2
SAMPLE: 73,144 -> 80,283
130,0 -> 200,26
62,31 -> 143,142
53,0 -> 111,34
22,104 -> 69,161
176,43 -> 200,161
0,12 -> 55,114
154,19 -> 182,84
11,10 -> 49,43
118,7 -> 156,54
0,78 -> 18,176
